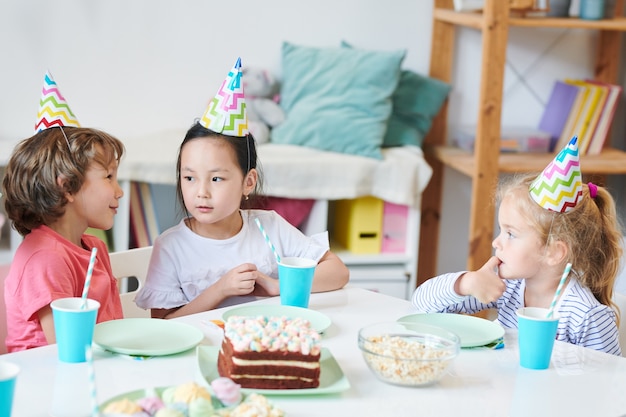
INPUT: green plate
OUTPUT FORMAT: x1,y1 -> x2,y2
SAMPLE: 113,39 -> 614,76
101,386 -> 225,410
397,313 -> 505,348
94,318 -> 204,356
222,305 -> 332,334
196,346 -> 350,395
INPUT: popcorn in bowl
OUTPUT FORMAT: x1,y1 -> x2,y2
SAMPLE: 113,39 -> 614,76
358,321 -> 460,387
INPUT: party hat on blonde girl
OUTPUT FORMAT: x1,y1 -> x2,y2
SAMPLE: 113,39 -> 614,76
529,136 -> 583,213
200,57 -> 249,137
35,71 -> 80,133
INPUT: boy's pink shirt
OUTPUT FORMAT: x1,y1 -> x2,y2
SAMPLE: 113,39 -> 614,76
4,225 -> 123,352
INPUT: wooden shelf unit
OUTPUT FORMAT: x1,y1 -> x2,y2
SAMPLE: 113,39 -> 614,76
417,0 -> 626,286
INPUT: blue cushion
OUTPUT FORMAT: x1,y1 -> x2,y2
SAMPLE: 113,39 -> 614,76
384,70 -> 451,148
340,41 -> 451,148
271,42 -> 405,159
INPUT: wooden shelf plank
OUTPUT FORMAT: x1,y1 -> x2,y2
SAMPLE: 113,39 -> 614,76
435,9 -> 626,31
509,17 -> 626,30
433,9 -> 483,28
427,145 -> 626,177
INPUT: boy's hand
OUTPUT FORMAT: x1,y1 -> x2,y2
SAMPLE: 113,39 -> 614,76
456,256 -> 506,304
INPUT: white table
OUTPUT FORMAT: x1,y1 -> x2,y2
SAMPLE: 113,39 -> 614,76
2,287 -> 626,417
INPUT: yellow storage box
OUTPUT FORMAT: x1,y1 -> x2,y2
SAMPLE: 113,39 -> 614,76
333,197 -> 383,254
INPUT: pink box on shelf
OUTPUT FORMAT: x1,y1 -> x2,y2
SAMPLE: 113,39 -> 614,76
381,202 -> 408,253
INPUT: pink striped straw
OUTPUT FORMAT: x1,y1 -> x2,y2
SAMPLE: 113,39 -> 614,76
81,248 -> 98,309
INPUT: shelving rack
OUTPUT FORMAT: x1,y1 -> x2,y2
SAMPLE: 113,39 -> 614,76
417,0 -> 626,285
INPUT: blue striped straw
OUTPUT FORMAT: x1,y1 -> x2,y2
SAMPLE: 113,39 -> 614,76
547,262 -> 572,318
254,218 -> 281,263
85,345 -> 99,417
81,247 -> 98,309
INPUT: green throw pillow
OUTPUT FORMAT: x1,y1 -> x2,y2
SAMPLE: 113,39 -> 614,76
271,41 -> 405,159
385,70 -> 451,148
340,40 -> 451,148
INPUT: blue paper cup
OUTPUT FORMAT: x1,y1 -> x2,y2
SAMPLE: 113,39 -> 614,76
517,307 -> 559,370
0,361 -> 19,417
278,257 -> 316,308
51,297 -> 100,363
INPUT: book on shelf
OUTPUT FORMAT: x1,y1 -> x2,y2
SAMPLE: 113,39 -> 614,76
550,78 -> 623,155
129,181 -> 150,248
139,181 -> 160,245
554,80 -> 588,151
538,80 -> 580,151
564,80 -> 603,154
585,81 -> 623,155
577,81 -> 608,154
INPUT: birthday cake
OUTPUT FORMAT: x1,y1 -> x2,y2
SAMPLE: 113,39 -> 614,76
217,315 -> 322,389
101,380 -> 284,417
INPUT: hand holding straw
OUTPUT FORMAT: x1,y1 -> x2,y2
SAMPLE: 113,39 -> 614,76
85,345 -> 99,417
547,262 -> 572,318
81,247 -> 98,309
254,218 -> 281,263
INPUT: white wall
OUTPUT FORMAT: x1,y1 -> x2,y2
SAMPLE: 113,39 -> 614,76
0,0 -> 433,141
1,1 -> 623,273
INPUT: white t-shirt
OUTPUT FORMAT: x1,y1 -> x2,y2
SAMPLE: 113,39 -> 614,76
135,209 -> 329,310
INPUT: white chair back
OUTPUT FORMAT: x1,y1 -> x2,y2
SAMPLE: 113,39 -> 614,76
110,246 -> 153,318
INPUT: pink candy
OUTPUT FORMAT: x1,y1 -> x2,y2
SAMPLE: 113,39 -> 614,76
211,377 -> 242,406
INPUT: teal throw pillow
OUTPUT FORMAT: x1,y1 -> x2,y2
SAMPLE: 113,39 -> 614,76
271,42 -> 405,159
385,70 -> 451,148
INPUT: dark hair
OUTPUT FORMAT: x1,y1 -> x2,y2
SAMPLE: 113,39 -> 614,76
2,127 -> 125,236
175,122 -> 264,218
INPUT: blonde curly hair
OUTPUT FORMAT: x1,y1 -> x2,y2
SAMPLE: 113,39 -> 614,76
497,173 -> 623,322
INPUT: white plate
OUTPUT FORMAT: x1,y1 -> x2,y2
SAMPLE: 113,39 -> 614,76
222,305 -> 332,334
93,318 -> 204,356
397,313 -> 505,348
197,346 -> 350,395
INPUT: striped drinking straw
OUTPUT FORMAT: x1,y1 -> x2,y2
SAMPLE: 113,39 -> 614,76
85,345 -> 99,417
81,247 -> 98,309
254,218 -> 281,263
547,262 -> 572,318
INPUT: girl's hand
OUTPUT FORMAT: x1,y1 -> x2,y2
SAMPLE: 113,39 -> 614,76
455,256 -> 505,304
252,272 -> 280,297
217,263 -> 258,297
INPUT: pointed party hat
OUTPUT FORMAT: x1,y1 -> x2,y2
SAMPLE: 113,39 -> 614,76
35,71 -> 80,133
529,136 -> 583,213
200,57 -> 248,137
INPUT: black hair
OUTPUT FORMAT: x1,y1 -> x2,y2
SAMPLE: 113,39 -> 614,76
175,121 -> 264,218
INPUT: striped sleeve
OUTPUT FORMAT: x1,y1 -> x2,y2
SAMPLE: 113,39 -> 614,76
557,282 -> 621,356
411,272 -> 498,315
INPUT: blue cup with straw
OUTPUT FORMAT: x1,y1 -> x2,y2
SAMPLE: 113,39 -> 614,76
277,257 -> 317,308
254,218 -> 316,307
51,297 -> 100,363
51,247 -> 100,363
516,263 -> 570,370
516,307 -> 559,370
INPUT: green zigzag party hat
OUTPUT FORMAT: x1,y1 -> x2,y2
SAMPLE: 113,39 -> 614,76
200,57 -> 249,137
529,136 -> 583,213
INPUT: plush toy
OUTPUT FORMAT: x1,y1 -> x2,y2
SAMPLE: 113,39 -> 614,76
242,67 -> 286,144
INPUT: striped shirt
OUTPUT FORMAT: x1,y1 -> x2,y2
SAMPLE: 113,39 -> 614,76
411,272 -> 621,356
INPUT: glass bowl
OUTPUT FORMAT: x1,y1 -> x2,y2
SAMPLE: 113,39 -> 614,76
357,321 -> 460,387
